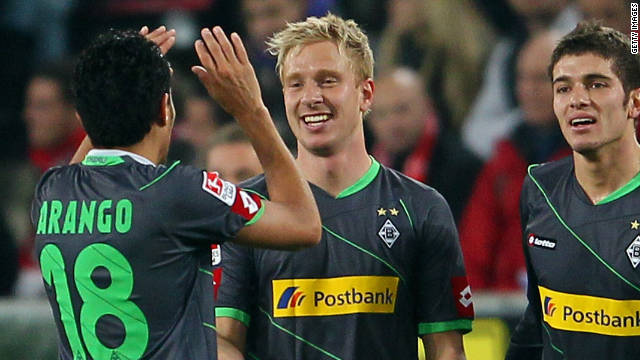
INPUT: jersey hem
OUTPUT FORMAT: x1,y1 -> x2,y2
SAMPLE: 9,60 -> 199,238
216,307 -> 251,327
418,319 -> 472,335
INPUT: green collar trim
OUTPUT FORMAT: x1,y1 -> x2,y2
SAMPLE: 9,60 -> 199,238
335,156 -> 380,199
596,170 -> 640,205
82,155 -> 125,166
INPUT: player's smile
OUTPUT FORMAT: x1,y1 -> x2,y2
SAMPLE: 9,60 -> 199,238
300,112 -> 333,130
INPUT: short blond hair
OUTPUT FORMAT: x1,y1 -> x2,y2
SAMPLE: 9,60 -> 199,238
266,13 -> 374,83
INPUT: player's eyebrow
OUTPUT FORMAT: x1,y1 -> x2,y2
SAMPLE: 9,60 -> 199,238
552,73 -> 613,84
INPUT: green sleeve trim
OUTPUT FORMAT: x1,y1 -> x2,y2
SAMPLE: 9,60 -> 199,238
527,164 -> 640,294
198,268 -> 213,276
336,156 -> 380,199
242,188 -> 267,199
215,307 -> 251,327
82,155 -> 125,166
138,161 -> 181,191
202,321 -> 217,331
244,198 -> 265,226
418,319 -> 472,335
597,170 -> 640,204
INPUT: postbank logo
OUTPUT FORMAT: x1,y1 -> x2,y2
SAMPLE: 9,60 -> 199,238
544,296 -> 557,317
539,286 -> 640,336
272,276 -> 399,317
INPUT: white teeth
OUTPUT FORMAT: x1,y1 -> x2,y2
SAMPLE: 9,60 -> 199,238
571,118 -> 595,126
303,114 -> 329,123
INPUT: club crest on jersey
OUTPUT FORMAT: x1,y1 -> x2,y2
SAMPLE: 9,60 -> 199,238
202,171 -> 236,206
378,219 -> 400,248
626,235 -> 640,268
528,233 -> 557,250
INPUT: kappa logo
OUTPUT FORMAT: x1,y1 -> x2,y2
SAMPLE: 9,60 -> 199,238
626,235 -> 640,268
544,296 -> 557,317
277,286 -> 306,309
202,171 -> 236,206
528,233 -> 557,250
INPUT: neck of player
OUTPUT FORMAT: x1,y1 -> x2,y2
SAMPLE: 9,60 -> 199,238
296,128 -> 371,198
573,125 -> 640,204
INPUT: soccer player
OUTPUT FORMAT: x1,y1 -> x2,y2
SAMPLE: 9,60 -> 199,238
506,21 -> 640,359
31,25 -> 321,360
215,14 -> 473,360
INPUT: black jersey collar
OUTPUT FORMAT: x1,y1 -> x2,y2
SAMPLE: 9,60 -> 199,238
335,156 -> 381,199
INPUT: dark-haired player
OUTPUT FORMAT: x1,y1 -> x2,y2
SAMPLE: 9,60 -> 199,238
31,26 -> 320,359
506,21 -> 640,359
215,14 -> 473,360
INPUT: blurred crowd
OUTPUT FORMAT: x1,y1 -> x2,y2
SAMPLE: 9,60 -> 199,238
0,0 -> 632,297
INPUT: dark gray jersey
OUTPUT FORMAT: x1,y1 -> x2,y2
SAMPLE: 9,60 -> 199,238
215,159 -> 473,360
507,157 -> 640,359
32,150 -> 263,360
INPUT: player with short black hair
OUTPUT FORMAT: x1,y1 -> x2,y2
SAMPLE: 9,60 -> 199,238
507,21 -> 640,359
32,26 -> 321,360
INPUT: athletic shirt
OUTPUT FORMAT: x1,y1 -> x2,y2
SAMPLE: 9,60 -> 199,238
507,157 -> 640,359
32,149 -> 263,360
216,158 -> 473,360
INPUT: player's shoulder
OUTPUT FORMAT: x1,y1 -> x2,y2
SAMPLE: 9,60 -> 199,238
378,164 -> 445,203
525,155 -> 573,191
34,164 -> 75,198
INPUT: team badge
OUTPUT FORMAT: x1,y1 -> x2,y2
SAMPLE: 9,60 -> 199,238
626,235 -> 640,268
378,219 -> 400,248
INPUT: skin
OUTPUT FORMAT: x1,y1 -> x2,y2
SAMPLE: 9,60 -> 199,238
552,53 -> 640,203
369,68 -> 431,156
217,40 -> 467,360
24,78 -> 79,149
206,142 -> 262,183
516,33 -> 557,127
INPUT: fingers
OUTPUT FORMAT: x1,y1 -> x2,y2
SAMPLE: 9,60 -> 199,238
140,26 -> 176,55
230,33 -> 249,65
139,26 -> 149,36
195,39 -> 216,72
212,27 -> 238,65
201,28 -> 227,68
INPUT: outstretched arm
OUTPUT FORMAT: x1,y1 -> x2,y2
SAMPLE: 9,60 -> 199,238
192,26 -> 321,249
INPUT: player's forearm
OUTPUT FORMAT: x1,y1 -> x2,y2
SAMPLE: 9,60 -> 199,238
235,106 -> 321,246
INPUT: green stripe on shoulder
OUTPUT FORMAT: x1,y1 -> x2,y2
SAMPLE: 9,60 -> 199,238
418,319 -> 472,335
138,161 -> 181,191
216,307 -> 251,327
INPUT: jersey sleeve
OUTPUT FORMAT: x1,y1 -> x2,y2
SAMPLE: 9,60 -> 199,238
214,241 -> 257,327
413,191 -> 474,335
159,165 -> 264,244
505,176 -> 543,359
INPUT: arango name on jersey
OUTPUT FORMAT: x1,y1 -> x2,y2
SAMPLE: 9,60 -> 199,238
272,276 -> 399,317
36,199 -> 133,235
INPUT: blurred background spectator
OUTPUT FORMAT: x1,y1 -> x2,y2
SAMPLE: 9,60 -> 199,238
462,0 -> 580,159
205,123 -> 263,184
369,67 -> 482,222
459,32 -> 572,291
377,0 -> 495,131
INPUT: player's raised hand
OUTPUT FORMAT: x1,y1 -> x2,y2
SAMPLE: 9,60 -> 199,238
140,25 -> 176,55
191,26 -> 265,119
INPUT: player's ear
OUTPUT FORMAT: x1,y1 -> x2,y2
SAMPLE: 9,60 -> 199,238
158,92 -> 172,127
627,88 -> 640,120
359,78 -> 374,114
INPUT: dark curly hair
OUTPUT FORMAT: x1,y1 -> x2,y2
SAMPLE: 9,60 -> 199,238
72,29 -> 171,147
549,20 -> 640,101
